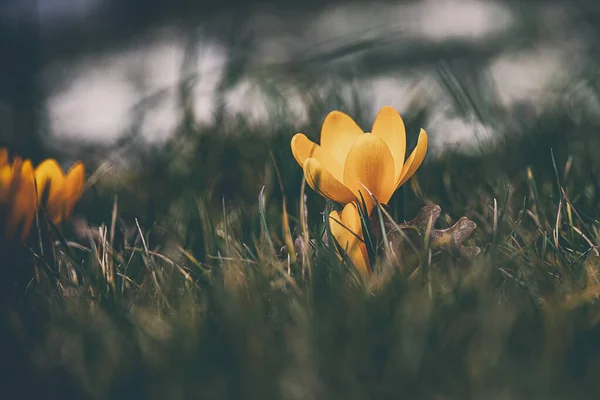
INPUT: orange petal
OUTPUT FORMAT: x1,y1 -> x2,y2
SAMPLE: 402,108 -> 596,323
343,134 -> 395,213
304,158 -> 355,204
320,110 -> 364,166
396,129 -> 428,188
292,133 -> 346,183
34,159 -> 66,222
62,162 -> 86,219
0,148 -> 8,167
6,161 -> 36,241
0,164 -> 13,204
329,202 -> 370,276
291,133 -> 320,167
371,106 -> 406,183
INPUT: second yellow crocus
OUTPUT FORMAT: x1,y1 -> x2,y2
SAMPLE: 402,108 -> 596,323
0,148 -> 86,242
34,158 -> 86,225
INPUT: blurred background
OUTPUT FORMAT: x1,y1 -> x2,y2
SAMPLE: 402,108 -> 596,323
2,0 -> 599,161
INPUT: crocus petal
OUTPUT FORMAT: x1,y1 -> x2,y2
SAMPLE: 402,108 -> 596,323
62,162 -> 86,220
343,134 -> 396,213
34,159 -> 66,222
329,202 -> 370,276
0,148 -> 7,167
371,106 -> 406,182
320,110 -> 364,166
304,158 -> 355,204
292,133 -> 346,183
0,164 -> 15,209
291,133 -> 320,167
6,161 -> 36,241
396,129 -> 428,188
0,164 -> 12,191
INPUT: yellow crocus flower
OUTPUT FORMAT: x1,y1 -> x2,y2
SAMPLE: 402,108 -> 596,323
329,202 -> 370,276
291,106 -> 428,214
34,159 -> 86,225
0,148 -> 86,242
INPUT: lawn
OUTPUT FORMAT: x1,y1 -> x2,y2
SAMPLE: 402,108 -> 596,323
3,96 -> 600,400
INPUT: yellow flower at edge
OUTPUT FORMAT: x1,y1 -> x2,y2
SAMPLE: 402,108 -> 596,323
0,155 -> 36,242
34,158 -> 86,225
291,106 -> 428,214
329,202 -> 370,276
0,148 -> 86,242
